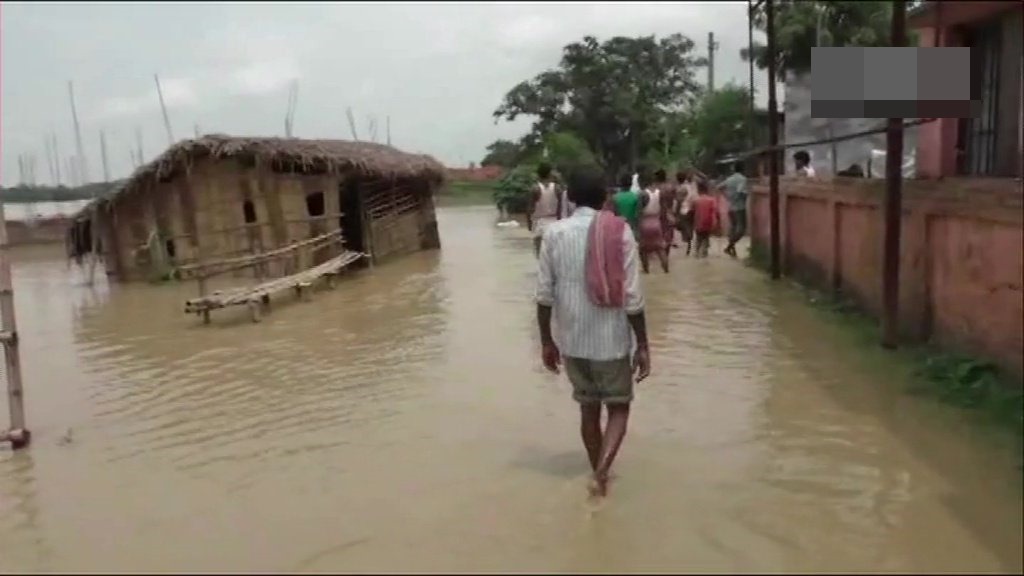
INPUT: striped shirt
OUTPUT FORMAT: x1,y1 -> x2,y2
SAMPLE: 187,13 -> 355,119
535,207 -> 644,361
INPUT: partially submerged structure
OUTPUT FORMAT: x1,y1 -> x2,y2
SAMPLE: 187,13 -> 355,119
69,135 -> 443,280
68,135 -> 444,321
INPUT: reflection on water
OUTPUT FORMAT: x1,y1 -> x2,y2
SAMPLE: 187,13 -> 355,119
0,207 -> 1021,573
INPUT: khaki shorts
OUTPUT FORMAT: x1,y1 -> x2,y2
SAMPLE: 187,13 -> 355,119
564,356 -> 634,405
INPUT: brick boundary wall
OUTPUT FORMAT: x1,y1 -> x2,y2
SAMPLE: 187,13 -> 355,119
5,218 -> 72,246
749,176 -> 1023,380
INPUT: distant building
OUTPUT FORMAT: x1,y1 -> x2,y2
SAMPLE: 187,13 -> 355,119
1,200 -> 91,246
908,0 -> 1022,178
446,165 -> 505,182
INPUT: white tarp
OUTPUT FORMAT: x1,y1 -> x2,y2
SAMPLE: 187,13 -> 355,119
784,72 -> 917,178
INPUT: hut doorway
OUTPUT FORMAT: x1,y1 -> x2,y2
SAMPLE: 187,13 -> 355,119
338,178 -> 367,261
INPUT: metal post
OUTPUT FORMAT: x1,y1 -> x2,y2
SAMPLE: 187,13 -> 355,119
0,200 -> 30,450
881,0 -> 907,349
766,0 -> 781,279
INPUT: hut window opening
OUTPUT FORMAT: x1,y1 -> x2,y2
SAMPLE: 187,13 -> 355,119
243,200 -> 257,224
305,191 -> 325,217
165,238 -> 177,259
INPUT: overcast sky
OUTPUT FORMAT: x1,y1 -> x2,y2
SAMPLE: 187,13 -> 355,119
1,1 -> 767,187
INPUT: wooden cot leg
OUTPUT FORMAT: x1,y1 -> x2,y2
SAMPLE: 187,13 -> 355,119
248,299 -> 262,323
297,282 -> 312,302
261,294 -> 271,310
202,310 -> 211,325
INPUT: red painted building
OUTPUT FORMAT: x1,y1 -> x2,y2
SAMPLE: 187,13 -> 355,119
908,1 -> 1022,179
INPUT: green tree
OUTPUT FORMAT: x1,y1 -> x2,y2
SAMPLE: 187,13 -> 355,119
543,131 -> 599,176
494,34 -> 707,177
493,164 -> 538,215
741,1 -> 895,79
688,84 -> 753,169
480,139 -> 523,167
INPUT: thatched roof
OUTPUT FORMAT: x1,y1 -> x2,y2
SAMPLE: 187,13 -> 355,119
88,135 -> 445,213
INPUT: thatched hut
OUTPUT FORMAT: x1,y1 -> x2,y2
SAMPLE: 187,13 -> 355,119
68,135 -> 445,283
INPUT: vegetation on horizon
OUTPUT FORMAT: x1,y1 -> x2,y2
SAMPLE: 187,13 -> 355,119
1,181 -> 122,203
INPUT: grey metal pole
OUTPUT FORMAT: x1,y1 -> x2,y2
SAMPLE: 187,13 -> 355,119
748,0 -> 756,150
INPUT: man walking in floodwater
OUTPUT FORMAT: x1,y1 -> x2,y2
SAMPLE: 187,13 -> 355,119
716,161 -> 748,258
536,168 -> 650,498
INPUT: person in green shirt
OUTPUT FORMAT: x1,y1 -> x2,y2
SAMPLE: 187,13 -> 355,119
610,173 -> 641,237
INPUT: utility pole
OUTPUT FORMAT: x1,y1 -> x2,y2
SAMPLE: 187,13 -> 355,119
154,74 -> 175,146
68,81 -> 88,185
707,32 -> 719,93
881,0 -> 907,349
815,5 -> 838,176
0,199 -> 30,450
747,0 -> 756,150
766,0 -> 781,280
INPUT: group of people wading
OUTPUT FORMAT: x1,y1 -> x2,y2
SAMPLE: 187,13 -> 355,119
528,161 -> 750,270
528,161 -> 749,499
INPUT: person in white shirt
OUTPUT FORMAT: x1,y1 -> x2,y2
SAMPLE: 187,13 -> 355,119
794,150 -> 817,177
674,170 -> 700,256
528,163 -> 562,258
536,167 -> 650,499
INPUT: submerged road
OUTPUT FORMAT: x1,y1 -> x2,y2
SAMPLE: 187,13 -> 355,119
0,206 -> 1021,572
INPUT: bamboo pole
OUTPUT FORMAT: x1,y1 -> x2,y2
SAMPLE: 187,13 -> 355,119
765,0 -> 781,280
44,135 -> 57,185
68,81 -> 88,185
52,133 -> 62,186
154,74 -> 175,146
100,130 -> 111,182
346,107 -> 359,141
0,200 -> 30,450
881,0 -> 906,349
135,127 -> 145,165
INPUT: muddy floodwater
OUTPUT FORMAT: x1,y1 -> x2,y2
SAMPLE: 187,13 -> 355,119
0,206 -> 1021,573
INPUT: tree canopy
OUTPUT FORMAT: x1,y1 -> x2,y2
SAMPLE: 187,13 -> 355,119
741,1 -> 895,79
492,34 -> 707,177
480,139 -> 522,168
0,181 -> 120,203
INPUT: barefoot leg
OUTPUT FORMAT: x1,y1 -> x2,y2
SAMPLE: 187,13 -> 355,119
593,403 -> 631,496
580,403 -> 603,473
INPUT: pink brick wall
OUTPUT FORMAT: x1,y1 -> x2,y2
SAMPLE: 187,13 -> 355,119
750,177 -> 1023,379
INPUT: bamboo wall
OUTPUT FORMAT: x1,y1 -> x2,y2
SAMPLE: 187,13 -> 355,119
97,159 -> 440,282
